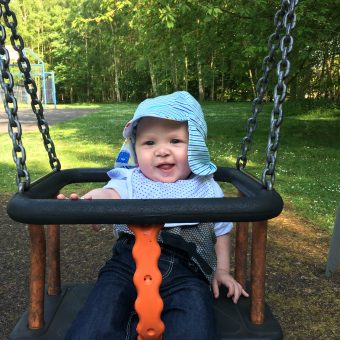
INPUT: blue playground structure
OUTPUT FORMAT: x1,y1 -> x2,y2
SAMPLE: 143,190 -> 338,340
6,46 -> 57,109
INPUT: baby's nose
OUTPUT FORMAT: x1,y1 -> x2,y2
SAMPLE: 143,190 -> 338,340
155,145 -> 170,156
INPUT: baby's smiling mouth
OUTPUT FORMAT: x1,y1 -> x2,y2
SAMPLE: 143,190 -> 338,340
157,163 -> 174,170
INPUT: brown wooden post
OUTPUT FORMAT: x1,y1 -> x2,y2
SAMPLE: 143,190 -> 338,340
235,221 -> 249,288
250,220 -> 267,324
47,225 -> 61,295
235,191 -> 249,288
28,224 -> 46,329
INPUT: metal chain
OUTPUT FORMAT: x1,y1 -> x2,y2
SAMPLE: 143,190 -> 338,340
236,0 -> 298,189
0,6 -> 29,192
262,0 -> 298,190
0,0 -> 61,190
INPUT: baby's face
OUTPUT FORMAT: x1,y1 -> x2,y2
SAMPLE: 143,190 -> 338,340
135,117 -> 191,183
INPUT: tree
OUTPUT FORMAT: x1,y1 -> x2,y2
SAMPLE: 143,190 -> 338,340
8,0 -> 339,103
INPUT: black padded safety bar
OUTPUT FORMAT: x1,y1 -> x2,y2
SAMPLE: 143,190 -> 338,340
7,167 -> 283,225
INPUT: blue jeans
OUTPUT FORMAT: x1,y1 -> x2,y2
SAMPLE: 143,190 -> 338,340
66,236 -> 218,340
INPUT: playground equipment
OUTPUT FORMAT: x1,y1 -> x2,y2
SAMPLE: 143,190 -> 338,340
3,45 -> 56,108
0,0 -> 298,339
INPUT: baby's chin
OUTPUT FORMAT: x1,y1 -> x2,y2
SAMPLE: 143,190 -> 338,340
144,173 -> 185,183
148,175 -> 178,183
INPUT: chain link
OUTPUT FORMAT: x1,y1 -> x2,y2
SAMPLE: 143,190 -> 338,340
0,10 -> 29,191
236,0 -> 298,190
0,0 -> 61,192
262,0 -> 298,190
236,2 -> 286,170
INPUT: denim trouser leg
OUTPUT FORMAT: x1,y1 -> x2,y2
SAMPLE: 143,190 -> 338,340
65,237 -> 218,340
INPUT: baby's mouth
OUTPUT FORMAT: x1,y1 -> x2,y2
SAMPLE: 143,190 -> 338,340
157,163 -> 174,171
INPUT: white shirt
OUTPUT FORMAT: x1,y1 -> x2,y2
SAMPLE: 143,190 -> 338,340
104,168 -> 232,236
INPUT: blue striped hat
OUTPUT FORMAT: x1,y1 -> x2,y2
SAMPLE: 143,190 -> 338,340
115,91 -> 217,176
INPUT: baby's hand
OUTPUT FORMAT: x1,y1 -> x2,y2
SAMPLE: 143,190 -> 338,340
212,268 -> 249,304
56,193 -> 100,231
57,193 -> 89,200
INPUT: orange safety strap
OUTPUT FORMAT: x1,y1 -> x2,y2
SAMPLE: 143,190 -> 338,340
128,224 -> 165,340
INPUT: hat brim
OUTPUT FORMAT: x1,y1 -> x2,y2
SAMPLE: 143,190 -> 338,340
123,112 -> 187,139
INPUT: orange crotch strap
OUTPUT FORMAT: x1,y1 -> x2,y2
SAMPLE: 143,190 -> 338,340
128,224 -> 165,340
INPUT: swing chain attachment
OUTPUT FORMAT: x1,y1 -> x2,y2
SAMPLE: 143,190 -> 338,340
236,0 -> 298,190
0,0 -> 61,192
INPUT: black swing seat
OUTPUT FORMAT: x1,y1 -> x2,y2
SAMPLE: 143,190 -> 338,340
7,166 -> 283,224
11,284 -> 282,340
8,167 -> 283,339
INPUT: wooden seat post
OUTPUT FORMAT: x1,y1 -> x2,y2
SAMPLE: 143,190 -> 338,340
235,189 -> 268,325
28,224 -> 46,329
47,224 -> 61,295
235,191 -> 249,288
235,221 -> 249,289
250,220 -> 267,324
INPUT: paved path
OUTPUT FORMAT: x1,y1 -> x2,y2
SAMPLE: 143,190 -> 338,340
0,107 -> 97,132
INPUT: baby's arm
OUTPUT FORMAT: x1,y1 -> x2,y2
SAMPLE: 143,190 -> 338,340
212,233 -> 249,303
57,188 -> 120,200
57,188 -> 120,231
81,188 -> 120,200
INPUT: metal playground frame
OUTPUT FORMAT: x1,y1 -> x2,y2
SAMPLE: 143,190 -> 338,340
5,46 -> 56,109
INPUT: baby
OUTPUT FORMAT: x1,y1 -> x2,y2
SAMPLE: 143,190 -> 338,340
62,91 -> 248,339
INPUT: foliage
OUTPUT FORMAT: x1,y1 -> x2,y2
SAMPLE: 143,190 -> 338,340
6,0 -> 340,103
0,102 -> 339,230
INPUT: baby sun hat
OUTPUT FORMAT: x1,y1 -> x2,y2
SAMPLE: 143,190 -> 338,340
114,91 -> 217,176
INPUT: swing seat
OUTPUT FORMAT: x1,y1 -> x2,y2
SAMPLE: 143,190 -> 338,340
7,167 -> 284,339
10,284 -> 282,340
7,167 -> 283,225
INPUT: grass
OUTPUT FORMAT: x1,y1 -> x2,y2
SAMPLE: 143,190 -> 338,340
0,101 -> 339,230
203,101 -> 340,231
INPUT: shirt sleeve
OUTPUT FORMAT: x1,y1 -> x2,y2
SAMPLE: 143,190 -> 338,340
103,179 -> 129,199
103,168 -> 131,199
211,179 -> 225,197
211,178 -> 234,236
214,221 -> 233,236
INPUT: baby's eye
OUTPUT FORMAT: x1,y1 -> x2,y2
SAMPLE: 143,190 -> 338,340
171,139 -> 180,144
145,140 -> 155,146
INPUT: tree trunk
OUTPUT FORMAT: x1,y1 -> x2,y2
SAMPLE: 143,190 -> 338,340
110,23 -> 121,102
85,35 -> 90,102
197,50 -> 204,101
113,46 -> 121,102
170,46 -> 178,91
210,53 -> 215,101
149,60 -> 158,96
220,57 -> 225,101
184,48 -> 189,92
102,76 -> 106,102
327,49 -> 335,100
287,51 -> 311,100
318,48 -> 328,99
336,57 -> 340,101
248,66 -> 256,99
290,76 -> 298,101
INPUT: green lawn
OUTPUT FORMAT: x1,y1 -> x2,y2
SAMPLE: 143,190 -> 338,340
0,101 -> 339,230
